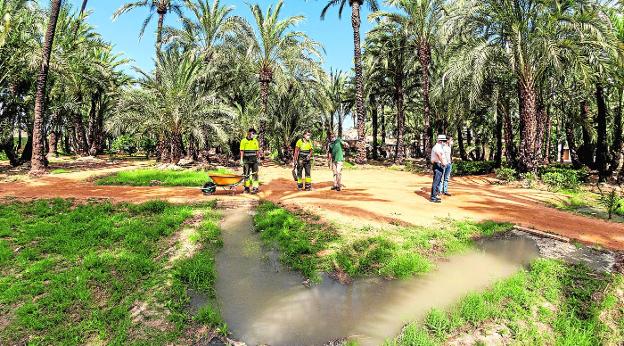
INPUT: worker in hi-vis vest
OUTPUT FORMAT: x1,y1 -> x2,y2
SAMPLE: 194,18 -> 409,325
239,128 -> 260,194
293,130 -> 314,191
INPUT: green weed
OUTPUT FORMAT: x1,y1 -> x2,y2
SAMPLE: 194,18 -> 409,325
254,202 -> 513,281
96,168 -> 234,187
0,199 -> 222,345
389,259 -> 624,345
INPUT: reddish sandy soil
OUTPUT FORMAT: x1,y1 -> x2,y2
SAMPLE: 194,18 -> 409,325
0,163 -> 622,250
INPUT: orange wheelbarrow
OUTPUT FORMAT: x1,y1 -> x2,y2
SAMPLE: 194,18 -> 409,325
201,173 -> 248,195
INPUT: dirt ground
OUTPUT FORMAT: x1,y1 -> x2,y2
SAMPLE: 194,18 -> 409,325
0,161 -> 622,250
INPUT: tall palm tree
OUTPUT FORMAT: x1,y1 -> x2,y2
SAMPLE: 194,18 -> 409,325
30,0 -> 63,174
113,0 -> 184,55
372,0 -> 444,162
321,0 -> 379,163
245,0 -> 321,151
446,0 -> 615,172
165,0 -> 245,62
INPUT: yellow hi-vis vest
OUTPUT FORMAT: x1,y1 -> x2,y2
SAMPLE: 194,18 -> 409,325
240,137 -> 259,158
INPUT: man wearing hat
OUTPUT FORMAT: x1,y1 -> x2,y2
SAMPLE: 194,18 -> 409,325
430,134 -> 448,203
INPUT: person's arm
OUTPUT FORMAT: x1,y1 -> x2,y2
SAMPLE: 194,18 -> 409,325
239,141 -> 244,165
439,149 -> 448,166
293,147 -> 299,167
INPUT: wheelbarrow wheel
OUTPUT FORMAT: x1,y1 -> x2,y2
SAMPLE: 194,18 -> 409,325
202,182 -> 217,195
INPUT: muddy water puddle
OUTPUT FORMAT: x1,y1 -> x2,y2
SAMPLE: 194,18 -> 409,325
208,209 -> 539,346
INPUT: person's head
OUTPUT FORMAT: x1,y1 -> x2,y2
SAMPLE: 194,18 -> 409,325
447,135 -> 453,145
329,131 -> 336,142
247,128 -> 257,139
304,130 -> 312,141
437,134 -> 447,144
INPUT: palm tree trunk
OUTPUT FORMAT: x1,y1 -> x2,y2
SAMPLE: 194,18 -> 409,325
259,78 -> 270,151
517,79 -> 539,173
31,0 -> 62,174
495,103 -> 503,168
80,0 -> 88,14
418,39 -> 432,162
338,110 -> 343,138
156,11 -> 165,55
394,72 -> 405,163
87,92 -> 98,155
351,1 -> 366,163
170,131 -> 183,164
595,84 -> 609,181
610,88 -> 623,173
457,122 -> 467,161
578,101 -> 595,168
371,95 -> 378,160
544,107 -> 552,164
565,113 -> 582,169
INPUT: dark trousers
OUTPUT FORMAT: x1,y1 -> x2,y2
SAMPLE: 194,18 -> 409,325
297,158 -> 312,186
243,158 -> 259,188
431,163 -> 444,199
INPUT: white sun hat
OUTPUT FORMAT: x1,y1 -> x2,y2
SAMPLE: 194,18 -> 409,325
437,134 -> 447,141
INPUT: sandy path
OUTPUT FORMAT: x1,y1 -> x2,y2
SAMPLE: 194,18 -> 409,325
0,164 -> 622,250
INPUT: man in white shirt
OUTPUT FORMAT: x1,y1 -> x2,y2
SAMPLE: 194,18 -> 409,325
439,136 -> 453,196
430,135 -> 448,203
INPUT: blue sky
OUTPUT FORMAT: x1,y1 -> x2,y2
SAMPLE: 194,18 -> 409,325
67,0 -> 383,75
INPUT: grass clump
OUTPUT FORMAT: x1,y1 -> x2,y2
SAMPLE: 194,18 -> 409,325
254,202 -> 512,281
494,167 -> 517,182
387,259 -> 624,345
0,199 -> 223,345
254,201 -> 339,281
50,168 -> 71,174
96,168 -> 234,187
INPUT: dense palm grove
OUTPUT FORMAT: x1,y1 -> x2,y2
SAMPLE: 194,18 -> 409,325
1,0 -> 624,180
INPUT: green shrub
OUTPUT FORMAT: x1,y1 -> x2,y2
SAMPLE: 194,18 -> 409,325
597,187 -> 623,220
453,161 -> 496,176
495,167 -> 517,182
541,171 -> 579,190
520,172 -> 538,188
539,165 -> 590,183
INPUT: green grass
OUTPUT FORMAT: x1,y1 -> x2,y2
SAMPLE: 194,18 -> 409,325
550,189 -> 624,222
386,259 -> 624,346
50,168 -> 72,174
0,199 -> 224,345
254,202 -> 512,281
95,168 -> 234,187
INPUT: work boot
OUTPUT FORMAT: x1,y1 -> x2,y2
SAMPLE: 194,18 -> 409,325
305,183 -> 312,191
430,198 -> 441,203
244,187 -> 250,194
443,192 -> 452,196
331,186 -> 337,191
251,187 -> 259,194
297,183 -> 303,191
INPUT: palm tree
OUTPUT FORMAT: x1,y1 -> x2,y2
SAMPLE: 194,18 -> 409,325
112,51 -> 235,163
165,0 -> 245,62
325,70 -> 349,138
30,0 -> 63,174
113,0 -> 184,55
446,0 -> 615,172
372,0 -> 445,163
245,0 -> 321,151
321,0 -> 379,163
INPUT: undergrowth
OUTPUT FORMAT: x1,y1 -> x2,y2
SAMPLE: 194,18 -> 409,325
387,259 -> 624,346
254,201 -> 512,281
0,198 -> 223,345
